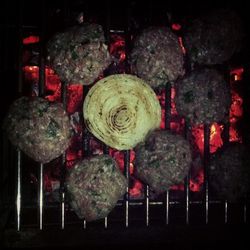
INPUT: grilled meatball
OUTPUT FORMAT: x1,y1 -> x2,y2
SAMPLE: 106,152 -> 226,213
135,130 -> 192,193
183,9 -> 243,66
175,68 -> 231,125
130,26 -> 185,89
66,155 -> 127,221
209,143 -> 250,202
47,23 -> 111,85
2,96 -> 72,163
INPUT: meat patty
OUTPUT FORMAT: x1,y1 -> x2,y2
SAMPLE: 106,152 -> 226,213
3,96 -> 72,163
130,26 -> 185,89
209,143 -> 250,202
175,68 -> 231,125
135,130 -> 192,193
47,23 -> 111,85
66,155 -> 127,221
183,9 -> 244,67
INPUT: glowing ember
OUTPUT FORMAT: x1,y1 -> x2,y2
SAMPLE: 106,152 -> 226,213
229,126 -> 242,142
178,37 -> 186,54
192,123 -> 224,154
109,34 -> 126,62
189,168 -> 204,192
23,65 -> 61,100
66,85 -> 83,114
23,35 -> 40,45
230,91 -> 243,123
230,67 -> 244,82
172,23 -> 182,31
129,180 -> 143,198
23,30 -> 245,198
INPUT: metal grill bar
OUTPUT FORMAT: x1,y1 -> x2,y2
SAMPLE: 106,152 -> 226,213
204,124 -> 211,224
124,150 -> 130,227
145,185 -> 149,226
104,217 -> 108,228
164,82 -> 172,225
184,122 -> 190,225
165,191 -> 169,225
225,200 -> 228,224
244,204 -> 247,223
38,6 -> 46,229
103,145 -> 110,228
16,150 -> 21,231
15,0 -> 24,232
61,192 -> 65,229
185,174 -> 190,225
60,83 -> 67,229
38,163 -> 44,230
82,86 -> 90,229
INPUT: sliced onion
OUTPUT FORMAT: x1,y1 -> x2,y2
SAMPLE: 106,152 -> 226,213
83,74 -> 161,150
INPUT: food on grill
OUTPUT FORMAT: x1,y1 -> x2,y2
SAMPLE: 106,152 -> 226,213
209,143 -> 250,202
183,9 -> 243,66
2,96 -> 72,163
130,26 -> 185,88
47,23 -> 111,85
175,68 -> 231,125
83,74 -> 161,150
66,155 -> 127,221
134,130 -> 192,193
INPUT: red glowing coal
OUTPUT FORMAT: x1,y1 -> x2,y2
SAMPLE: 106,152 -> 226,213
23,35 -> 244,198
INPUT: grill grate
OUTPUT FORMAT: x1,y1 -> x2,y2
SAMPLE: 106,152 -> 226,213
1,0 -> 249,239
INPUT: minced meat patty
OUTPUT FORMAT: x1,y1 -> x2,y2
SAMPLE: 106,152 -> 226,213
130,26 -> 185,89
47,23 -> 111,85
2,96 -> 72,163
209,143 -> 250,202
174,68 -> 231,125
135,130 -> 192,193
183,9 -> 244,66
65,155 -> 127,221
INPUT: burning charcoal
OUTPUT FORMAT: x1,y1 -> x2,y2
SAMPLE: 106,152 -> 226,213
209,143 -> 250,202
134,130 -> 192,193
130,26 -> 185,89
183,9 -> 244,66
175,68 -> 231,125
2,96 -> 72,164
65,155 -> 127,221
83,74 -> 161,150
47,23 -> 112,85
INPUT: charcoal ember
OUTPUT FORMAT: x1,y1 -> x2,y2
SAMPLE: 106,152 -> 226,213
135,130 -> 192,193
47,23 -> 111,85
209,143 -> 250,202
66,155 -> 127,221
175,68 -> 231,125
2,96 -> 72,164
130,26 -> 185,89
183,9 -> 244,66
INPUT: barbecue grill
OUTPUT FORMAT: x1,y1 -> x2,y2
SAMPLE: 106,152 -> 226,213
1,0 -> 250,248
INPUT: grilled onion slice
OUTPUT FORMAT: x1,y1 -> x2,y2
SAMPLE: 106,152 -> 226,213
83,74 -> 161,150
